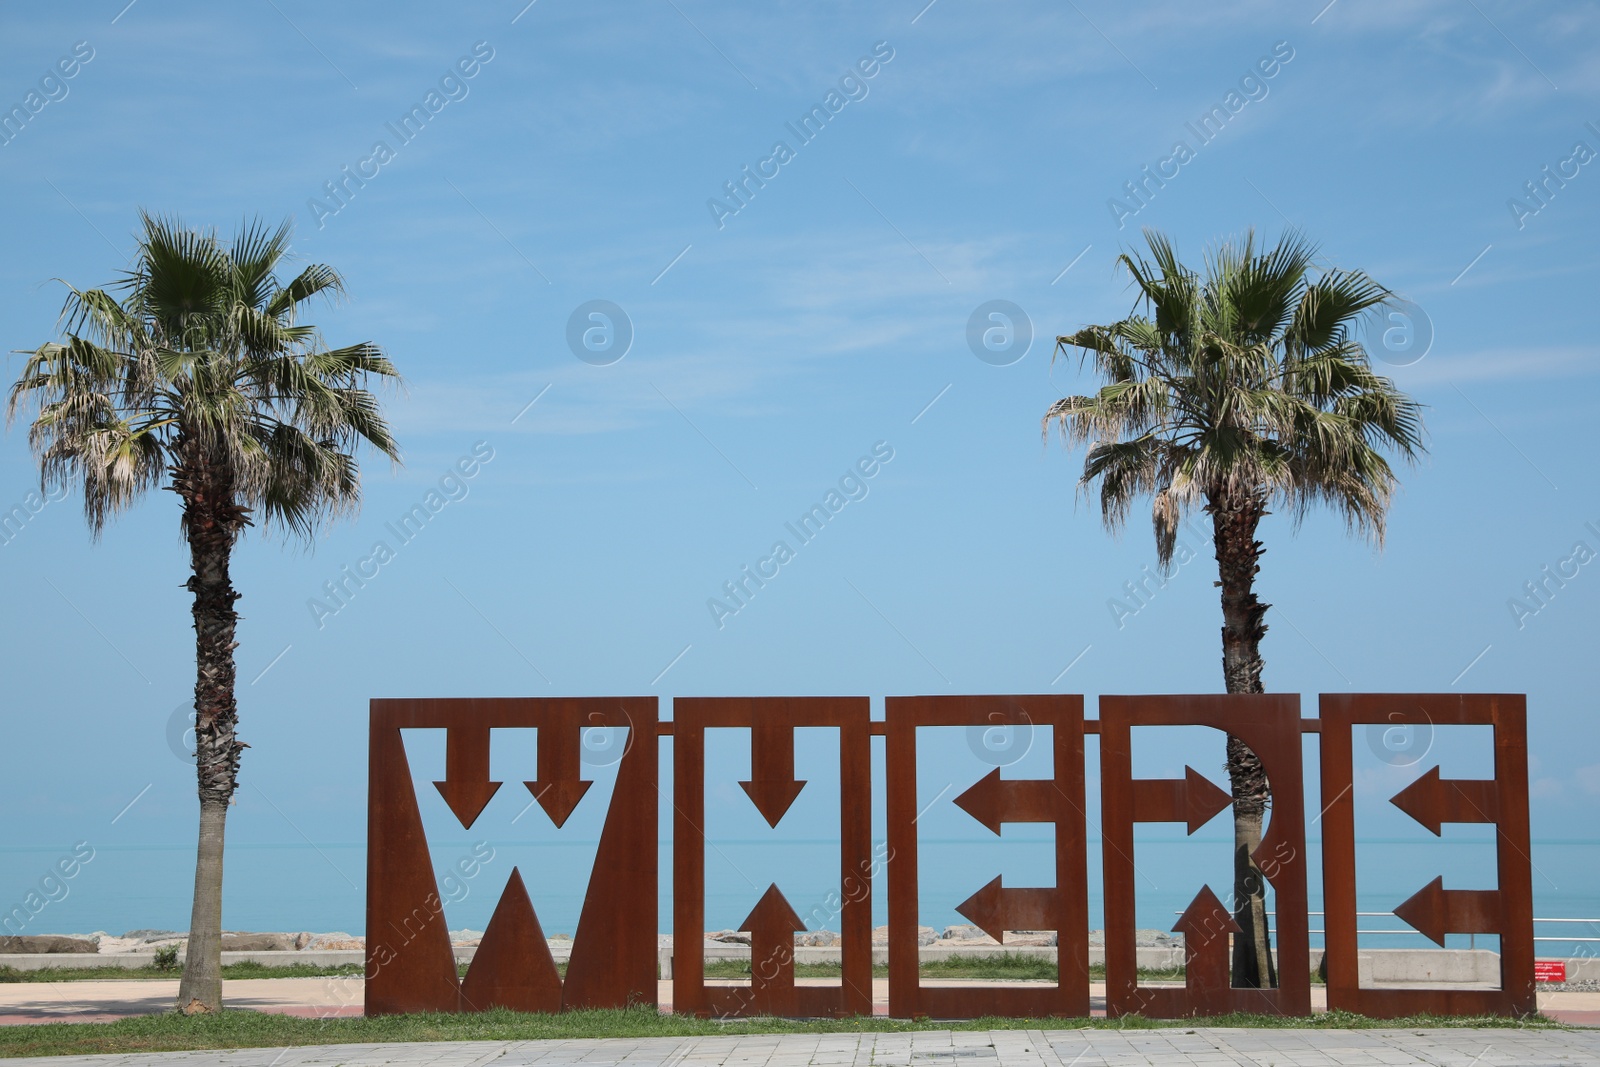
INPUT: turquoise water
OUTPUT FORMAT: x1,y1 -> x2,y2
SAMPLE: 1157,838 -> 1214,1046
5,837 -> 1596,956
10,712 -> 1564,951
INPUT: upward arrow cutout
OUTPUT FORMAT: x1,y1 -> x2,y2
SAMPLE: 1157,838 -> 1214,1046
740,718 -> 807,827
739,884 -> 808,1015
741,884 -> 807,955
1172,884 -> 1239,1013
433,725 -> 500,829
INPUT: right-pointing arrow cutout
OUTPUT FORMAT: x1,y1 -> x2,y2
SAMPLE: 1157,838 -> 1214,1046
1132,766 -> 1233,834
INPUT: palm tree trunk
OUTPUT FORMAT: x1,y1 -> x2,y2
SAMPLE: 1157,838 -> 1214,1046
175,454 -> 246,1014
178,797 -> 229,1012
1209,493 -> 1277,990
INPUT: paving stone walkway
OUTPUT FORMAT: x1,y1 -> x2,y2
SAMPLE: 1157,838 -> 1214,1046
9,1029 -> 1600,1067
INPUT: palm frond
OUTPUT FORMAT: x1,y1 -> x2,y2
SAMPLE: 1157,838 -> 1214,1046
11,212 -> 402,539
1044,228 -> 1427,556
267,263 -> 345,318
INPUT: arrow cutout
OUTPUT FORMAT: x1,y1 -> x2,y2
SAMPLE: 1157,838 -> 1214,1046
955,875 -> 1060,944
954,769 -> 1062,836
1132,766 -> 1233,835
740,884 -> 807,1012
740,718 -> 806,828
1394,876 -> 1502,947
1390,766 -> 1499,836
433,724 -> 500,829
1172,885 -> 1239,1012
524,716 -> 592,828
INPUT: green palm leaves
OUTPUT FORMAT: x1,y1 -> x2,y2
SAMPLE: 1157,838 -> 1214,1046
9,211 -> 401,537
1045,228 -> 1426,567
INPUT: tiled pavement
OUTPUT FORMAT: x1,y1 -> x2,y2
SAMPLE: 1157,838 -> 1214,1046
8,1029 -> 1600,1067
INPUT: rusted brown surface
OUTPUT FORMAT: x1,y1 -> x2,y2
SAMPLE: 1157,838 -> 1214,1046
1130,885 -> 1241,1019
671,697 -> 873,1019
366,698 -> 658,1016
1319,693 -> 1535,1018
1099,694 -> 1310,1018
458,867 -> 561,1012
366,691 -> 1534,1021
738,884 -> 809,1017
364,707 -> 458,1015
885,695 -> 1089,1020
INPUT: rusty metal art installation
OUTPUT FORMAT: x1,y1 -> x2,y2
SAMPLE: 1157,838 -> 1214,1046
1318,693 -> 1535,1018
366,697 -> 658,1015
1099,694 -> 1310,1018
365,692 -> 1536,1021
885,695 -> 1090,1019
671,697 -> 873,1018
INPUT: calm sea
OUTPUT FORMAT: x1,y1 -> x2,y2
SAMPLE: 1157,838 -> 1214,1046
5,837 -> 1596,956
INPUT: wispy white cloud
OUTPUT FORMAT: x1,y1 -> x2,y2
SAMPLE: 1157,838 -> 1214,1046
380,225 -> 1076,439
1390,345 -> 1595,386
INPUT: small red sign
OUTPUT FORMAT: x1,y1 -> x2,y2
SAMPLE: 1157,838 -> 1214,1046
1535,960 -> 1567,983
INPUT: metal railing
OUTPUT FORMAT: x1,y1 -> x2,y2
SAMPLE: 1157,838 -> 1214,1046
1170,912 -> 1600,952
1532,917 -> 1600,946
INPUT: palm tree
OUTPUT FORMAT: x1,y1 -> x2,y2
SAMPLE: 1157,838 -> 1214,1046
1043,229 -> 1425,988
9,213 -> 401,1013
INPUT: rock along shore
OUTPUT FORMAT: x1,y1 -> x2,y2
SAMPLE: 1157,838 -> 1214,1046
2,925 -> 1186,955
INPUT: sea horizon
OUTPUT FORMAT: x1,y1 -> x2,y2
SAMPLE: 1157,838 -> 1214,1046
7,836 -> 1596,957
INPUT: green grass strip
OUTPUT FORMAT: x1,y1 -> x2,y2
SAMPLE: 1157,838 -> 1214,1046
0,954 -> 1316,986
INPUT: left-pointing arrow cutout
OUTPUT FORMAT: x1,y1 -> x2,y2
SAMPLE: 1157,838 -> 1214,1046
434,725 -> 501,829
953,769 -> 1062,836
1390,766 -> 1499,836
1393,875 -> 1502,947
955,875 -> 1060,944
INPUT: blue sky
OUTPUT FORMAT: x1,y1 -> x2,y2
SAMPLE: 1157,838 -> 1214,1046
0,0 -> 1596,938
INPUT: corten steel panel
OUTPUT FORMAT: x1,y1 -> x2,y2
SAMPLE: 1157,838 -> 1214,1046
1318,694 -> 1535,1018
672,697 -> 873,1019
885,695 -> 1089,1020
365,697 -> 658,1016
1099,694 -> 1310,1018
